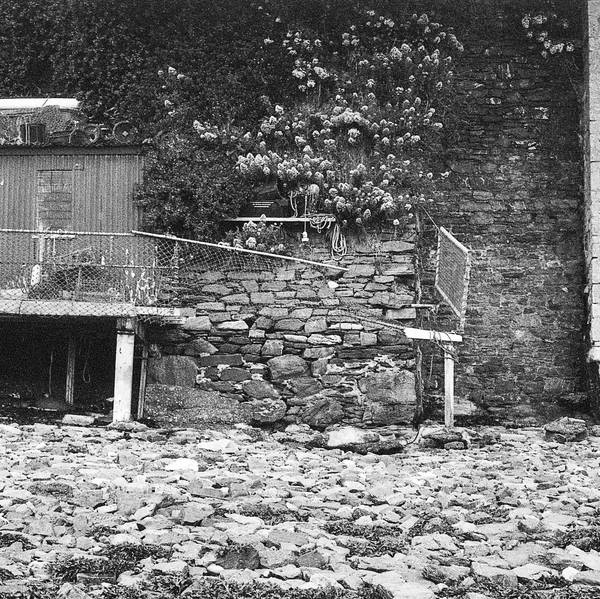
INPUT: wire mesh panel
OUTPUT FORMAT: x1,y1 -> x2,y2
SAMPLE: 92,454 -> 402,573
0,229 -> 346,318
0,230 -> 180,316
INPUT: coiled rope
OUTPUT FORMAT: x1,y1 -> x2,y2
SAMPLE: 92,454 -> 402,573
330,223 -> 347,261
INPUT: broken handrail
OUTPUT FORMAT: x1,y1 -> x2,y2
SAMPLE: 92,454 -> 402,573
131,230 -> 348,272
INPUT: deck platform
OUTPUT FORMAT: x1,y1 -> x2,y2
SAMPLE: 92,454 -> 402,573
0,298 -> 189,320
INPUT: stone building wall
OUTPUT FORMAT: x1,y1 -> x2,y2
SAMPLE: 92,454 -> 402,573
418,12 -> 586,420
144,232 -> 421,429
144,1 -> 589,428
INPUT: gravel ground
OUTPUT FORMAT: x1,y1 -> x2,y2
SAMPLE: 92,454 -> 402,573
0,420 -> 599,598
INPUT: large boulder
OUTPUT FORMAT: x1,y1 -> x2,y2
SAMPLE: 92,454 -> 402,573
267,355 -> 309,381
244,398 -> 287,423
147,355 -> 197,387
301,398 -> 344,430
544,417 -> 587,443
359,369 -> 417,425
143,385 -> 249,427
326,427 -> 380,448
182,316 -> 212,332
242,379 -> 280,399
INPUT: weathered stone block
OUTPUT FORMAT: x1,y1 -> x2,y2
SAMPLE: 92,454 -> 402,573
147,355 -> 197,387
359,370 -> 416,425
250,292 -> 275,304
261,340 -> 284,357
301,398 -> 344,429
290,308 -> 314,319
242,379 -> 280,399
283,334 -> 308,343
244,398 -> 287,423
183,339 -> 218,356
368,292 -> 413,309
360,332 -> 378,346
304,317 -> 328,333
274,318 -> 304,332
385,308 -> 417,320
144,385 -> 249,426
382,264 -> 414,276
198,354 -> 244,367
182,316 -> 212,332
347,264 -> 376,277
220,367 -> 251,382
288,376 -> 323,398
303,347 -> 336,360
196,302 -> 225,311
268,355 -> 309,380
308,334 -> 342,345
216,320 -> 249,331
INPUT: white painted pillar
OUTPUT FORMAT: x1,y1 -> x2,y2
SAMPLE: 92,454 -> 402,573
444,344 -> 455,428
113,318 -> 136,422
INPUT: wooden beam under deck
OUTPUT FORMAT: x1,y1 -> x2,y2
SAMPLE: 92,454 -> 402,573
0,299 -> 187,320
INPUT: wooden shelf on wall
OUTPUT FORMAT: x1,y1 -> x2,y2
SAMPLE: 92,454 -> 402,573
224,216 -> 336,223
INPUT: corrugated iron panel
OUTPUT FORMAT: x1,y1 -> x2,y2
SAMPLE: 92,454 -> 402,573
0,148 -> 143,233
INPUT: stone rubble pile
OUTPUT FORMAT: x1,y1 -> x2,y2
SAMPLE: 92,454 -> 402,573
0,421 -> 599,597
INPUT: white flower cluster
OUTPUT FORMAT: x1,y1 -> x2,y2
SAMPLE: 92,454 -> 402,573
228,6 -> 461,225
193,121 -> 219,142
521,13 -> 575,58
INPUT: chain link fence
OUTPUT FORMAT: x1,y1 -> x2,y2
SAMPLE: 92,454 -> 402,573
0,230 -> 181,316
0,230 -> 346,318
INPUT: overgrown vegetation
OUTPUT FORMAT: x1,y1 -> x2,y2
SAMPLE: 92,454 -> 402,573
324,520 -> 407,556
48,543 -> 171,582
557,525 -> 600,552
0,532 -> 34,550
0,0 -> 582,241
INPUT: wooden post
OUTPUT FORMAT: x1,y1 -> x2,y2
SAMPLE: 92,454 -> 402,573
113,317 -> 136,422
65,334 -> 76,405
444,344 -> 455,428
137,342 -> 149,420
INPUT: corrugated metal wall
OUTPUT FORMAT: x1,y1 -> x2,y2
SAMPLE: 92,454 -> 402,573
0,147 -> 143,232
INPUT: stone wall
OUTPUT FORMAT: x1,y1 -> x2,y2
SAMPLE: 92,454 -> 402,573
418,11 -> 586,420
144,1 -> 589,427
144,232 -> 420,429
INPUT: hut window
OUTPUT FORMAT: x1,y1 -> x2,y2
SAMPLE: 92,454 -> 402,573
37,170 -> 73,230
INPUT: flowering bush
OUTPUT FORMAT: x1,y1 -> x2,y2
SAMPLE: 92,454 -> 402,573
222,219 -> 289,254
521,12 -> 576,58
520,7 -> 582,111
189,6 -> 462,229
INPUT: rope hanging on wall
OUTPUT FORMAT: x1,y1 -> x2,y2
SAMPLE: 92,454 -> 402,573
330,223 -> 347,261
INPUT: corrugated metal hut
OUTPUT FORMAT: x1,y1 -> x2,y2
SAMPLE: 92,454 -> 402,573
0,99 -> 163,424
0,144 -> 143,233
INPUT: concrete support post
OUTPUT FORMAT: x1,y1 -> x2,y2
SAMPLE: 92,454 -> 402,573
113,318 -> 136,422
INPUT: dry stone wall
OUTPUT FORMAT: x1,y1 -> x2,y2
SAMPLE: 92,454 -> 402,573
144,232 -> 420,429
